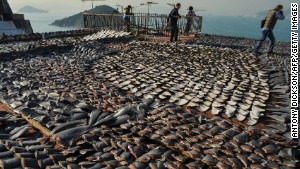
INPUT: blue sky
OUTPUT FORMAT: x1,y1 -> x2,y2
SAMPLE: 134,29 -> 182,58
9,0 -> 295,16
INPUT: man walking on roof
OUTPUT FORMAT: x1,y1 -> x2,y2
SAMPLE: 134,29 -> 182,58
169,3 -> 181,42
252,5 -> 285,55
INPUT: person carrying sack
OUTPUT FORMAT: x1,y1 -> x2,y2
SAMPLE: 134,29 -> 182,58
252,4 -> 285,55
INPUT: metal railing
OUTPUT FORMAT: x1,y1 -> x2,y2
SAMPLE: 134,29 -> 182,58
83,13 -> 202,36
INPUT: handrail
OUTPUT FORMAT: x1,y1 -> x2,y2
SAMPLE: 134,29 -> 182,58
83,13 -> 202,36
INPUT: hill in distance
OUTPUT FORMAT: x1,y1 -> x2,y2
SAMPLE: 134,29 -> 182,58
51,5 -> 118,28
18,6 -> 48,13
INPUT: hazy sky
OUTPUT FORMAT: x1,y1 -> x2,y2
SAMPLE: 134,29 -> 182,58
9,0 -> 295,16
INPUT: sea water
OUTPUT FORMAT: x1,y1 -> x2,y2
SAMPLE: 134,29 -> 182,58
24,12 -> 77,33
24,12 -> 292,42
202,15 -> 291,42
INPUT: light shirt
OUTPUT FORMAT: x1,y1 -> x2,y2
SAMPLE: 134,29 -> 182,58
275,11 -> 285,20
186,10 -> 196,17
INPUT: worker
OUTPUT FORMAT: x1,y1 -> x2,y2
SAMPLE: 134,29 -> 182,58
124,5 -> 133,32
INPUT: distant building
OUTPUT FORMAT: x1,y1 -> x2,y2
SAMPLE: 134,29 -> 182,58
0,0 -> 33,36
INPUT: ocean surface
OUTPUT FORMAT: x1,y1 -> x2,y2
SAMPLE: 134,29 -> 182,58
202,15 -> 292,42
24,12 -> 292,42
24,12 -> 77,33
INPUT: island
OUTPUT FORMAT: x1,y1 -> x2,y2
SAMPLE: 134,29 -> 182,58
18,6 -> 48,13
51,5 -> 118,28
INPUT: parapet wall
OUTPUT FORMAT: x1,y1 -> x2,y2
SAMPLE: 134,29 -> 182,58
0,21 -> 23,36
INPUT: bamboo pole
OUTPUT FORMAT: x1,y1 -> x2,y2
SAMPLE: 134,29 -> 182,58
0,103 -> 51,137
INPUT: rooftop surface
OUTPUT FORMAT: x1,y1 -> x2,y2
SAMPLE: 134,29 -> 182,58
0,30 -> 298,169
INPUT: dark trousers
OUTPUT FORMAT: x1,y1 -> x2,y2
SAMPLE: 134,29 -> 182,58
184,22 -> 192,34
170,25 -> 179,42
125,19 -> 130,32
254,29 -> 275,53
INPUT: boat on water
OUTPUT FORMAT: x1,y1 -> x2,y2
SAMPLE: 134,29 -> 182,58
0,0 -> 33,36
